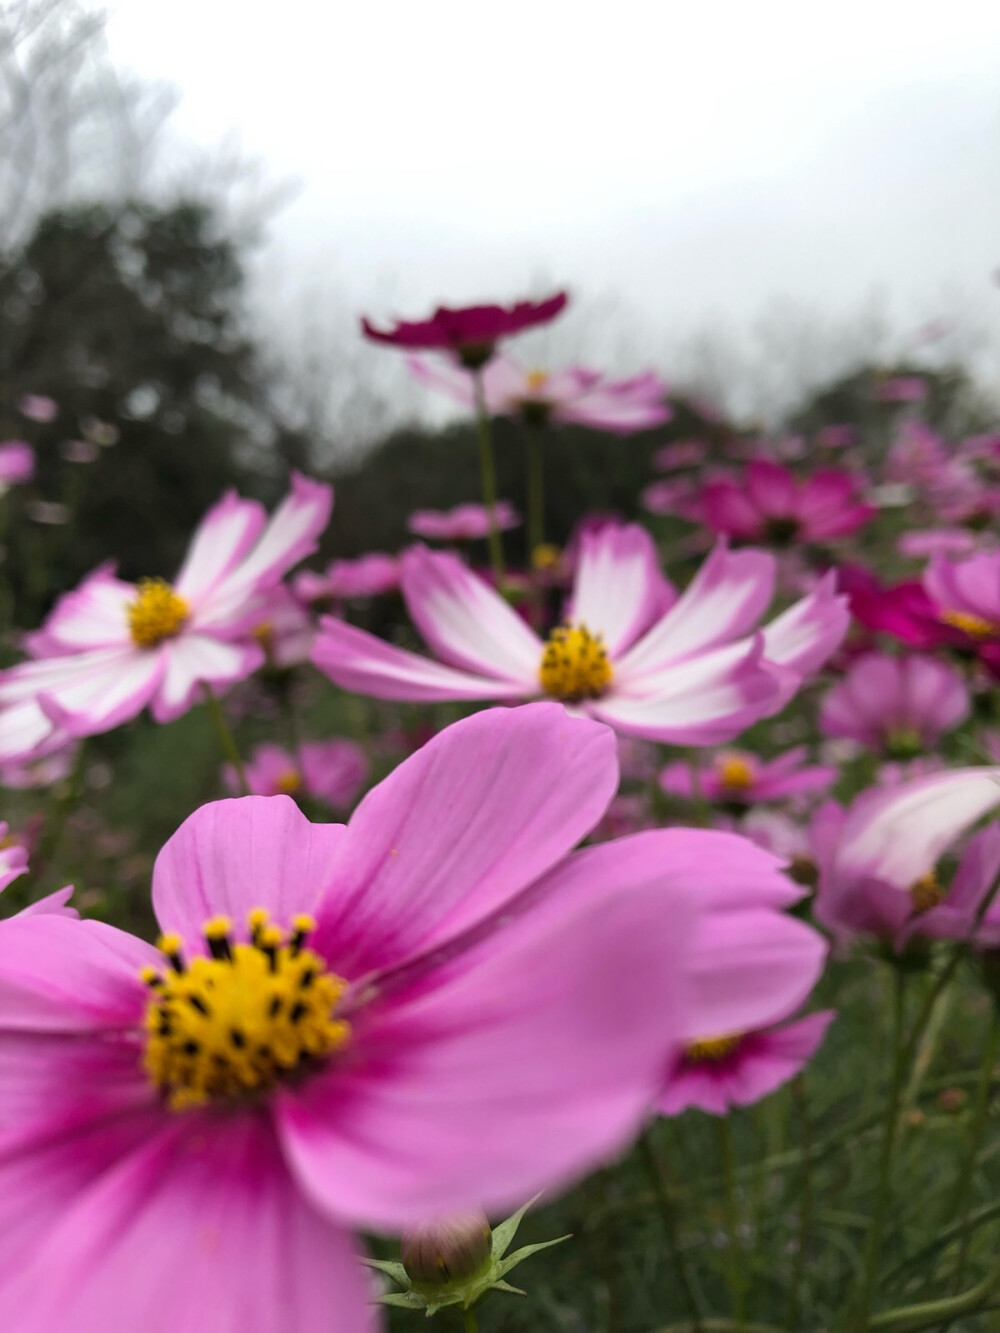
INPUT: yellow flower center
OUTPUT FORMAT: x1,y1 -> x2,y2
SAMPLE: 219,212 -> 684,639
715,752 -> 756,791
526,368 -> 549,390
940,609 -> 999,640
127,578 -> 189,648
909,871 -> 945,914
531,542 -> 562,573
141,910 -> 349,1112
275,768 -> 302,795
686,1033 -> 743,1063
538,623 -> 613,703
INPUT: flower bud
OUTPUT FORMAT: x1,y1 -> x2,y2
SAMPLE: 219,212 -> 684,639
401,1213 -> 493,1287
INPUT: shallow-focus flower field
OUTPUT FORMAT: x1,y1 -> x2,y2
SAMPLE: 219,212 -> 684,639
4,289 -> 1000,1333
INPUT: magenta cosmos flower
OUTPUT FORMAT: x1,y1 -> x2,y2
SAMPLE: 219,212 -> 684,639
686,460 -> 875,546
814,768 -> 1000,950
0,704 -> 733,1333
361,292 -> 568,368
660,746 -> 837,809
312,522 -> 849,745
408,500 -> 520,542
407,353 -> 671,434
225,739 -> 368,810
0,475 -> 332,763
652,829 -> 831,1115
0,441 -> 34,494
819,652 -> 970,756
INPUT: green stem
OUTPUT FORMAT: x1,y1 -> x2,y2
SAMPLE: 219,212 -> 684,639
868,1254 -> 1000,1331
638,1130 -> 704,1331
461,1307 -> 478,1333
949,1004 -> 1000,1288
787,1076 -> 812,1330
525,425 -> 545,558
202,684 -> 249,795
32,738 -> 88,876
854,967 -> 908,1330
716,1118 -> 746,1330
471,369 -> 505,584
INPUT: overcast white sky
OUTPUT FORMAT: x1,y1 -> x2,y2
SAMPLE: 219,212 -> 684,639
105,1 -> 1000,415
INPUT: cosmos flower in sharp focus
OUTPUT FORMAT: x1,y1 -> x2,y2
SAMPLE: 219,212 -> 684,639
685,460 -> 875,547
0,442 -> 34,495
814,768 -> 1000,950
225,739 -> 368,810
819,652 -> 970,757
361,292 -> 568,368
660,746 -> 837,809
0,475 -> 332,763
407,353 -> 671,433
0,703 -> 730,1333
407,501 -> 521,542
312,522 -> 849,746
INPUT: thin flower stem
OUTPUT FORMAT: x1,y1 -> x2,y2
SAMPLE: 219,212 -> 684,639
32,737 -> 87,876
787,1075 -> 812,1330
461,1308 -> 478,1333
638,1130 -> 704,1331
471,369 -> 505,584
854,967 -> 908,1330
948,1004 -> 1000,1289
716,1118 -> 746,1331
525,425 -> 545,558
202,684 -> 249,795
868,1251 -> 1000,1331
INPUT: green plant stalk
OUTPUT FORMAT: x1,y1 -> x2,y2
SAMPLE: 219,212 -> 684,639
716,1117 -> 746,1330
868,1253 -> 1000,1331
787,1075 -> 812,1330
947,1004 -> 1000,1289
853,967 -> 908,1330
461,1308 -> 478,1333
638,1130 -> 704,1331
471,369 -> 505,584
202,684 -> 248,795
524,425 -> 545,559
31,737 -> 88,876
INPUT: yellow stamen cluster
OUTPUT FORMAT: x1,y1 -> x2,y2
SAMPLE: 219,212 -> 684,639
127,578 -> 189,648
940,609 -> 999,641
142,910 -> 349,1111
538,623 -> 612,703
531,542 -> 562,573
525,368 -> 550,390
909,870 -> 945,914
715,752 -> 756,791
686,1033 -> 743,1063
275,768 -> 303,795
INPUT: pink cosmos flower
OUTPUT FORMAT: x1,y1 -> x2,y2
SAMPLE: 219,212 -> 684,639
361,293 -> 568,368
641,479 -> 694,517
897,529 -> 983,560
0,475 -> 332,763
653,440 -> 707,471
877,376 -> 928,403
0,823 -> 28,893
16,394 -> 58,423
225,739 -> 368,809
817,425 -> 857,450
814,768 -> 1000,949
0,703 -> 750,1332
250,586 -> 315,669
686,460 -> 875,546
312,522 -> 850,746
660,746 -> 837,808
0,441 -> 34,494
408,501 -> 521,542
0,743 -> 77,790
819,652 -> 970,756
407,353 -> 671,434
294,553 -> 401,604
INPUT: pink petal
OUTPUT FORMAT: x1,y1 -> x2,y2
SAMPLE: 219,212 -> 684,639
152,796 -> 348,945
172,492 -> 267,604
312,616 -> 528,702
38,646 -> 165,738
761,572 -> 849,684
401,546 -> 541,681
567,523 -> 668,655
25,564 -> 133,655
151,635 -> 263,723
311,702 -> 618,979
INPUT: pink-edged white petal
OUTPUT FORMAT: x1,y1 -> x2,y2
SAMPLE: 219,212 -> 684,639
310,702 -> 619,980
761,572 -> 849,684
173,491 -> 267,604
401,546 -> 542,682
150,635 -> 263,723
567,523 -> 668,656
23,563 -> 134,656
312,616 -> 530,702
38,646 -> 165,738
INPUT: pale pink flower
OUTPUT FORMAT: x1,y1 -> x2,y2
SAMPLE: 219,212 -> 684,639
814,768 -> 1000,948
0,743 -> 77,790
295,554 -> 401,603
641,479 -> 694,516
312,523 -> 849,746
0,442 -> 34,494
16,394 -> 58,423
0,703 -> 739,1332
819,652 -> 970,756
877,376 -> 928,403
408,501 -> 520,542
660,746 -> 837,808
0,823 -> 28,893
250,587 -> 315,668
0,476 -> 332,763
225,739 -> 368,809
653,440 -> 707,471
408,353 -> 671,434
897,529 -> 983,559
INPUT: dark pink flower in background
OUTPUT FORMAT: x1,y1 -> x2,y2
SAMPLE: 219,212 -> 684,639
407,353 -> 671,433
295,553 -> 401,603
876,376 -> 928,403
817,425 -> 857,450
408,501 -> 521,542
361,292 -> 568,367
0,442 -> 34,493
225,739 -> 368,809
819,652 -> 970,756
653,440 -> 708,471
16,394 -> 58,423
686,460 -> 875,546
660,746 -> 838,808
